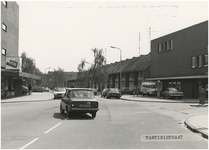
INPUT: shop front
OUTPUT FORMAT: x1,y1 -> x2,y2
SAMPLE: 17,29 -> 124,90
1,71 -> 41,99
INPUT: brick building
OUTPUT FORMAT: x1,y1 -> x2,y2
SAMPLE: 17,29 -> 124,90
147,21 -> 208,98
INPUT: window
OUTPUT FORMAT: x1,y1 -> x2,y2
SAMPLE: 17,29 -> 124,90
167,41 -> 170,50
2,1 -> 7,8
170,40 -> 173,49
192,57 -> 196,68
2,48 -> 6,56
158,40 -> 173,53
138,72 -> 142,77
176,82 -> 181,90
2,23 -> 7,32
203,55 -> 208,66
164,42 -> 167,51
198,55 -> 202,67
168,82 -> 172,87
158,44 -> 162,53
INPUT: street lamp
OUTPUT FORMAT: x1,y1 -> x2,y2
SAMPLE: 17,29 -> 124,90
110,46 -> 122,90
45,67 -> 51,88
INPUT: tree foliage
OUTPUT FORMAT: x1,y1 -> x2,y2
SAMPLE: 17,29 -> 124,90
77,48 -> 107,90
21,52 -> 42,85
51,67 -> 65,87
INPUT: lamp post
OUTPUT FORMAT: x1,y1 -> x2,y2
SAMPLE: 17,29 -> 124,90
45,67 -> 51,88
110,46 -> 122,90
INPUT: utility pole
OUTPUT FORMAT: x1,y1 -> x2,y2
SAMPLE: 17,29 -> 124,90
139,32 -> 140,56
147,27 -> 157,53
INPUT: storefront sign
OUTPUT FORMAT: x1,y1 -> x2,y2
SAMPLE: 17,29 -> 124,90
6,57 -> 22,71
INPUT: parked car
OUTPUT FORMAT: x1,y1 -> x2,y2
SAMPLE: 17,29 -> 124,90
22,86 -> 29,94
106,88 -> 121,99
43,87 -> 50,92
121,87 -> 133,95
90,88 -> 97,95
60,88 -> 99,118
162,88 -> 183,99
54,87 -> 66,99
101,88 -> 108,98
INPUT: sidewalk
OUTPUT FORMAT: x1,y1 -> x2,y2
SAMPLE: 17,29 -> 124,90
121,95 -> 208,139
121,95 -> 208,103
1,92 -> 53,103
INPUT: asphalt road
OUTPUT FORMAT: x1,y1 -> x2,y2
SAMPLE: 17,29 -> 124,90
1,95 -> 208,149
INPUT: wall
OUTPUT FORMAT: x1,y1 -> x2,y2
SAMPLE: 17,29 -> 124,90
1,2 -> 19,68
150,21 -> 208,78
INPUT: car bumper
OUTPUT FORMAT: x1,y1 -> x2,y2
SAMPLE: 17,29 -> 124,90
71,108 -> 99,113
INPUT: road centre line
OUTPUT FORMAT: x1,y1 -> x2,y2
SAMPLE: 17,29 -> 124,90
19,138 -> 39,149
44,122 -> 62,134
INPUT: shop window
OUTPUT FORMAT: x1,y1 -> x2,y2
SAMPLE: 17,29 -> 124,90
176,82 -> 181,91
2,1 -> 7,8
2,23 -> 7,32
168,82 -> 172,87
2,48 -> 6,56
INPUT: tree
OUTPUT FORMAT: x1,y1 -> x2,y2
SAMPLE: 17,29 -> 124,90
21,52 -> 36,74
90,48 -> 107,91
21,52 -> 42,86
77,58 -> 89,88
52,67 -> 65,87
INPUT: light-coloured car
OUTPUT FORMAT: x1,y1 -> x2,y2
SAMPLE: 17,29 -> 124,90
54,87 -> 66,99
22,86 -> 29,94
162,88 -> 183,99
60,88 -> 99,118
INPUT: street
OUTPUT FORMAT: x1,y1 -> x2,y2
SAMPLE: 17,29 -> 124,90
1,93 -> 208,149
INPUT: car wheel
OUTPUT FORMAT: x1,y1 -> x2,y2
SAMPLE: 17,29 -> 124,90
60,104 -> 64,114
91,112 -> 96,118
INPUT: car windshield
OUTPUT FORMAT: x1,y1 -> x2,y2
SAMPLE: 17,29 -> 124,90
169,88 -> 178,92
109,88 -> 119,92
57,88 -> 65,92
70,90 -> 94,99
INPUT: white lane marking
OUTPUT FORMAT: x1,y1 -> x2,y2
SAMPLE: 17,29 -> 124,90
19,138 -> 39,149
44,122 -> 62,134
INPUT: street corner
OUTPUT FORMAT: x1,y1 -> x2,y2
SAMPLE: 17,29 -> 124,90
184,115 -> 208,139
190,104 -> 208,107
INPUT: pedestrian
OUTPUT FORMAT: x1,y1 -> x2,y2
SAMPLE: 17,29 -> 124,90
199,85 -> 206,105
133,85 -> 136,97
28,84 -> 32,95
136,85 -> 139,97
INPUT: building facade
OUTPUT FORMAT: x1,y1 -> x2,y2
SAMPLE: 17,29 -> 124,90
147,21 -> 208,98
107,54 -> 150,91
1,1 -> 41,98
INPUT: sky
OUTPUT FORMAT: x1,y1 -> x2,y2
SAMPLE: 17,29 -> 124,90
16,0 -> 208,73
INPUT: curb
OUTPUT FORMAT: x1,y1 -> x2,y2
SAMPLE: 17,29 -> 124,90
1,99 -> 54,103
120,97 -> 204,104
184,118 -> 208,139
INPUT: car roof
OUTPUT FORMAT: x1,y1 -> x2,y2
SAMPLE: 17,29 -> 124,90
65,88 -> 93,91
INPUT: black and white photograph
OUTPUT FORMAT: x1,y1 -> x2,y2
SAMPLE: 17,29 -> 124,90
1,0 -> 208,149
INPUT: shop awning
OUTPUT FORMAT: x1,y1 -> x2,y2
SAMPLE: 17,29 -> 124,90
1,70 -> 41,80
